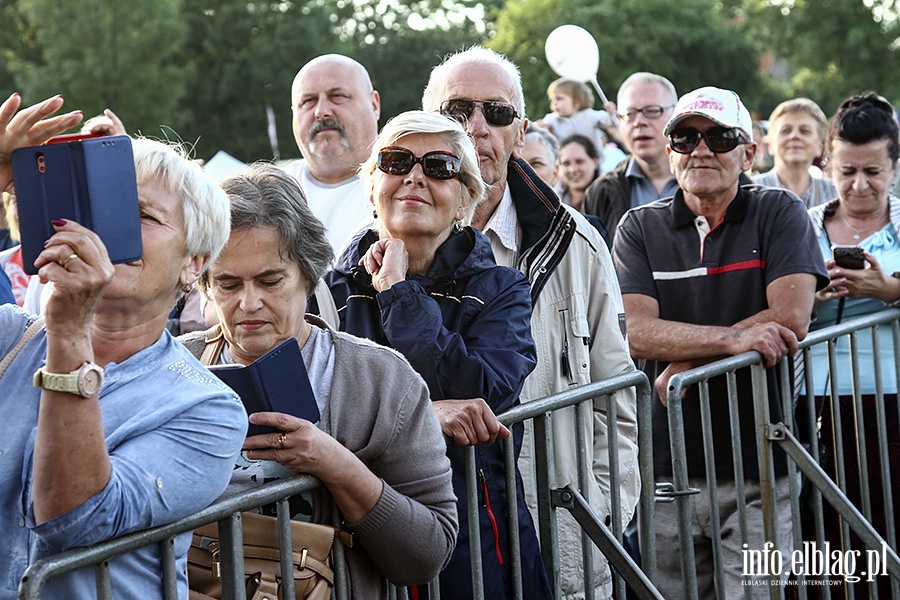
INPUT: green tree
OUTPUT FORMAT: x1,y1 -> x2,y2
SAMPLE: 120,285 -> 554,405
737,0 -> 900,114
490,0 -> 772,120
6,0 -> 188,136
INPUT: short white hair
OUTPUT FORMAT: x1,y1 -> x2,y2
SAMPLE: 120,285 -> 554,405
131,137 -> 231,267
422,46 -> 525,118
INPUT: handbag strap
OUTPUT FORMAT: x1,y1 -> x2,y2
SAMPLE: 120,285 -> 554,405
313,279 -> 339,330
200,324 -> 225,366
0,316 -> 45,379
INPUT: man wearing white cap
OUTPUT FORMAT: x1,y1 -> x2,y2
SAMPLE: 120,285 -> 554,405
612,86 -> 828,597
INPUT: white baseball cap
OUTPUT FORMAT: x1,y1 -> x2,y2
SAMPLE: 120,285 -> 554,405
664,86 -> 753,141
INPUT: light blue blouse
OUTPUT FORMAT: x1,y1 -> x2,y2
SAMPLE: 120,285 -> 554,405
0,305 -> 247,600
808,221 -> 900,395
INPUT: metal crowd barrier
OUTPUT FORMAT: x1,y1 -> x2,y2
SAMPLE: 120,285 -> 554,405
662,308 -> 900,600
18,371 -> 660,599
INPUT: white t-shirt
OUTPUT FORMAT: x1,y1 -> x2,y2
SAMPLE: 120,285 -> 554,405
282,159 -> 373,255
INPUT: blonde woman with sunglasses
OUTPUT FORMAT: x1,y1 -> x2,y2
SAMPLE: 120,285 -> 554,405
310,110 -> 550,599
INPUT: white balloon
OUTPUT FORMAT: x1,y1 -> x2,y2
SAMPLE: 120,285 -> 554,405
544,24 -> 600,81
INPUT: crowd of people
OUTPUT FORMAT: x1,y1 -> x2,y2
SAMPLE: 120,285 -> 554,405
0,42 -> 898,600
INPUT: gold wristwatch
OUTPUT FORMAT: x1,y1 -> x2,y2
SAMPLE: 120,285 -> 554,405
33,362 -> 104,397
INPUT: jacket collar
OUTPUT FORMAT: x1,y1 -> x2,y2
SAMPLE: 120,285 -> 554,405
335,226 -> 492,291
505,158 -> 561,251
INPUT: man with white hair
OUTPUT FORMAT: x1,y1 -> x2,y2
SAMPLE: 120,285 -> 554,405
613,86 -> 828,597
423,46 -> 640,600
284,54 -> 380,252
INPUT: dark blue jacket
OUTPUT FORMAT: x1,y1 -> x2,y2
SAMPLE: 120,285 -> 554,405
312,226 -> 551,599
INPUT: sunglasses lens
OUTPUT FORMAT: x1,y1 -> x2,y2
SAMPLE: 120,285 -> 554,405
422,153 -> 461,179
670,130 -> 700,154
705,127 -> 740,153
377,149 -> 414,175
440,100 -> 475,124
483,102 -> 517,126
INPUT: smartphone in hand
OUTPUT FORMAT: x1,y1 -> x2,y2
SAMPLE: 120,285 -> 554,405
832,245 -> 866,270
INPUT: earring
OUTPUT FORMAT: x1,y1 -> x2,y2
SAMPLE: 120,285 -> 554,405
182,284 -> 193,295
453,219 -> 463,233
372,209 -> 378,219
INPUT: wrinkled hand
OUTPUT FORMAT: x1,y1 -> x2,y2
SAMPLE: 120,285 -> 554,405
360,237 -> 408,292
85,108 -> 126,137
655,360 -> 702,407
728,321 -> 798,368
0,93 -> 83,191
242,412 -> 338,476
841,251 -> 896,301
432,398 -> 511,446
35,220 -> 115,334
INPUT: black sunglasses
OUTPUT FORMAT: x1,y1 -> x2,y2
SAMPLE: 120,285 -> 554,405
668,126 -> 750,154
440,99 -> 520,127
376,147 -> 461,180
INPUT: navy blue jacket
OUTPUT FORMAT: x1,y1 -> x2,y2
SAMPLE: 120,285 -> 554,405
312,226 -> 550,599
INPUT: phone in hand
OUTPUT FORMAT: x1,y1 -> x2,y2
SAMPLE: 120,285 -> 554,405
11,135 -> 142,275
832,245 -> 866,270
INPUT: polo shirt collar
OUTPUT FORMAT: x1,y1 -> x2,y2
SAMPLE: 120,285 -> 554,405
671,185 -> 750,229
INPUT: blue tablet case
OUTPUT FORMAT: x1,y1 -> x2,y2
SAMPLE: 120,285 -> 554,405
210,338 -> 320,436
11,135 -> 142,275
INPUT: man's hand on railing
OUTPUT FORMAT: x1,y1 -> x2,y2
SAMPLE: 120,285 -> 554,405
727,321 -> 798,368
432,398 -> 511,446
655,359 -> 703,406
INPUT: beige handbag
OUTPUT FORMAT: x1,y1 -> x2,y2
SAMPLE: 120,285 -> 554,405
187,512 -> 348,600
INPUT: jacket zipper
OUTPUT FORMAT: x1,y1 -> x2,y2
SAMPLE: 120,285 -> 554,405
478,468 -> 504,565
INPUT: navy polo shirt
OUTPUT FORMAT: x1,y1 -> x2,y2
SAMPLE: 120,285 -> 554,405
614,184 -> 828,478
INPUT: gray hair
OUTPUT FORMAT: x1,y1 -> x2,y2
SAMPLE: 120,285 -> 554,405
617,72 -> 678,107
524,124 -> 560,168
360,110 -> 485,226
422,46 -> 525,118
131,137 -> 231,268
200,163 -> 334,293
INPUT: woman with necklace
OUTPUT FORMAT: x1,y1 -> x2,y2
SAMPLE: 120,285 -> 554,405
805,92 -> 900,597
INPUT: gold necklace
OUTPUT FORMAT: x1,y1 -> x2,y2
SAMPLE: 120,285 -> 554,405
839,206 -> 889,240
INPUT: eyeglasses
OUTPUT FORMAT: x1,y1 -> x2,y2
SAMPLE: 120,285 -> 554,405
376,146 -> 461,180
668,126 -> 750,154
617,104 -> 675,122
440,99 -> 520,127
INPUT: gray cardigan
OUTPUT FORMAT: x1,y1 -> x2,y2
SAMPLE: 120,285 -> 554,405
180,316 -> 458,598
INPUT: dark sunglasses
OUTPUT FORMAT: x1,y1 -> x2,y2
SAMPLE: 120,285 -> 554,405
376,147 -> 461,180
668,126 -> 750,154
440,99 -> 519,127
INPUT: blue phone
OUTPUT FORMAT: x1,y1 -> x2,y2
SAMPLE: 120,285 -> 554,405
11,135 -> 142,275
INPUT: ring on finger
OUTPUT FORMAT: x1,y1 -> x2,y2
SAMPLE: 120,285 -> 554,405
276,433 -> 287,447
61,253 -> 79,270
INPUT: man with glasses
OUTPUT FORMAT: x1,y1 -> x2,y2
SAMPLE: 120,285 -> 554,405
285,54 -> 380,253
423,47 -> 639,600
583,72 -> 680,243
612,87 -> 827,597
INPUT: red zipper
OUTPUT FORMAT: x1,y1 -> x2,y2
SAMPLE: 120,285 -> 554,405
478,468 -> 504,565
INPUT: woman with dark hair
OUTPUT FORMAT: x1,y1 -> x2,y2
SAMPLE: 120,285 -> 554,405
556,134 -> 601,211
806,92 -> 900,596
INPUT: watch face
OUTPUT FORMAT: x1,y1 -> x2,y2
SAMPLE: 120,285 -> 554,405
78,365 -> 104,395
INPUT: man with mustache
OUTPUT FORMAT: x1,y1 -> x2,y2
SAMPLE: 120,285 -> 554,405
285,54 -> 380,252
612,87 -> 827,597
583,72 -> 679,243
423,46 -> 640,600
